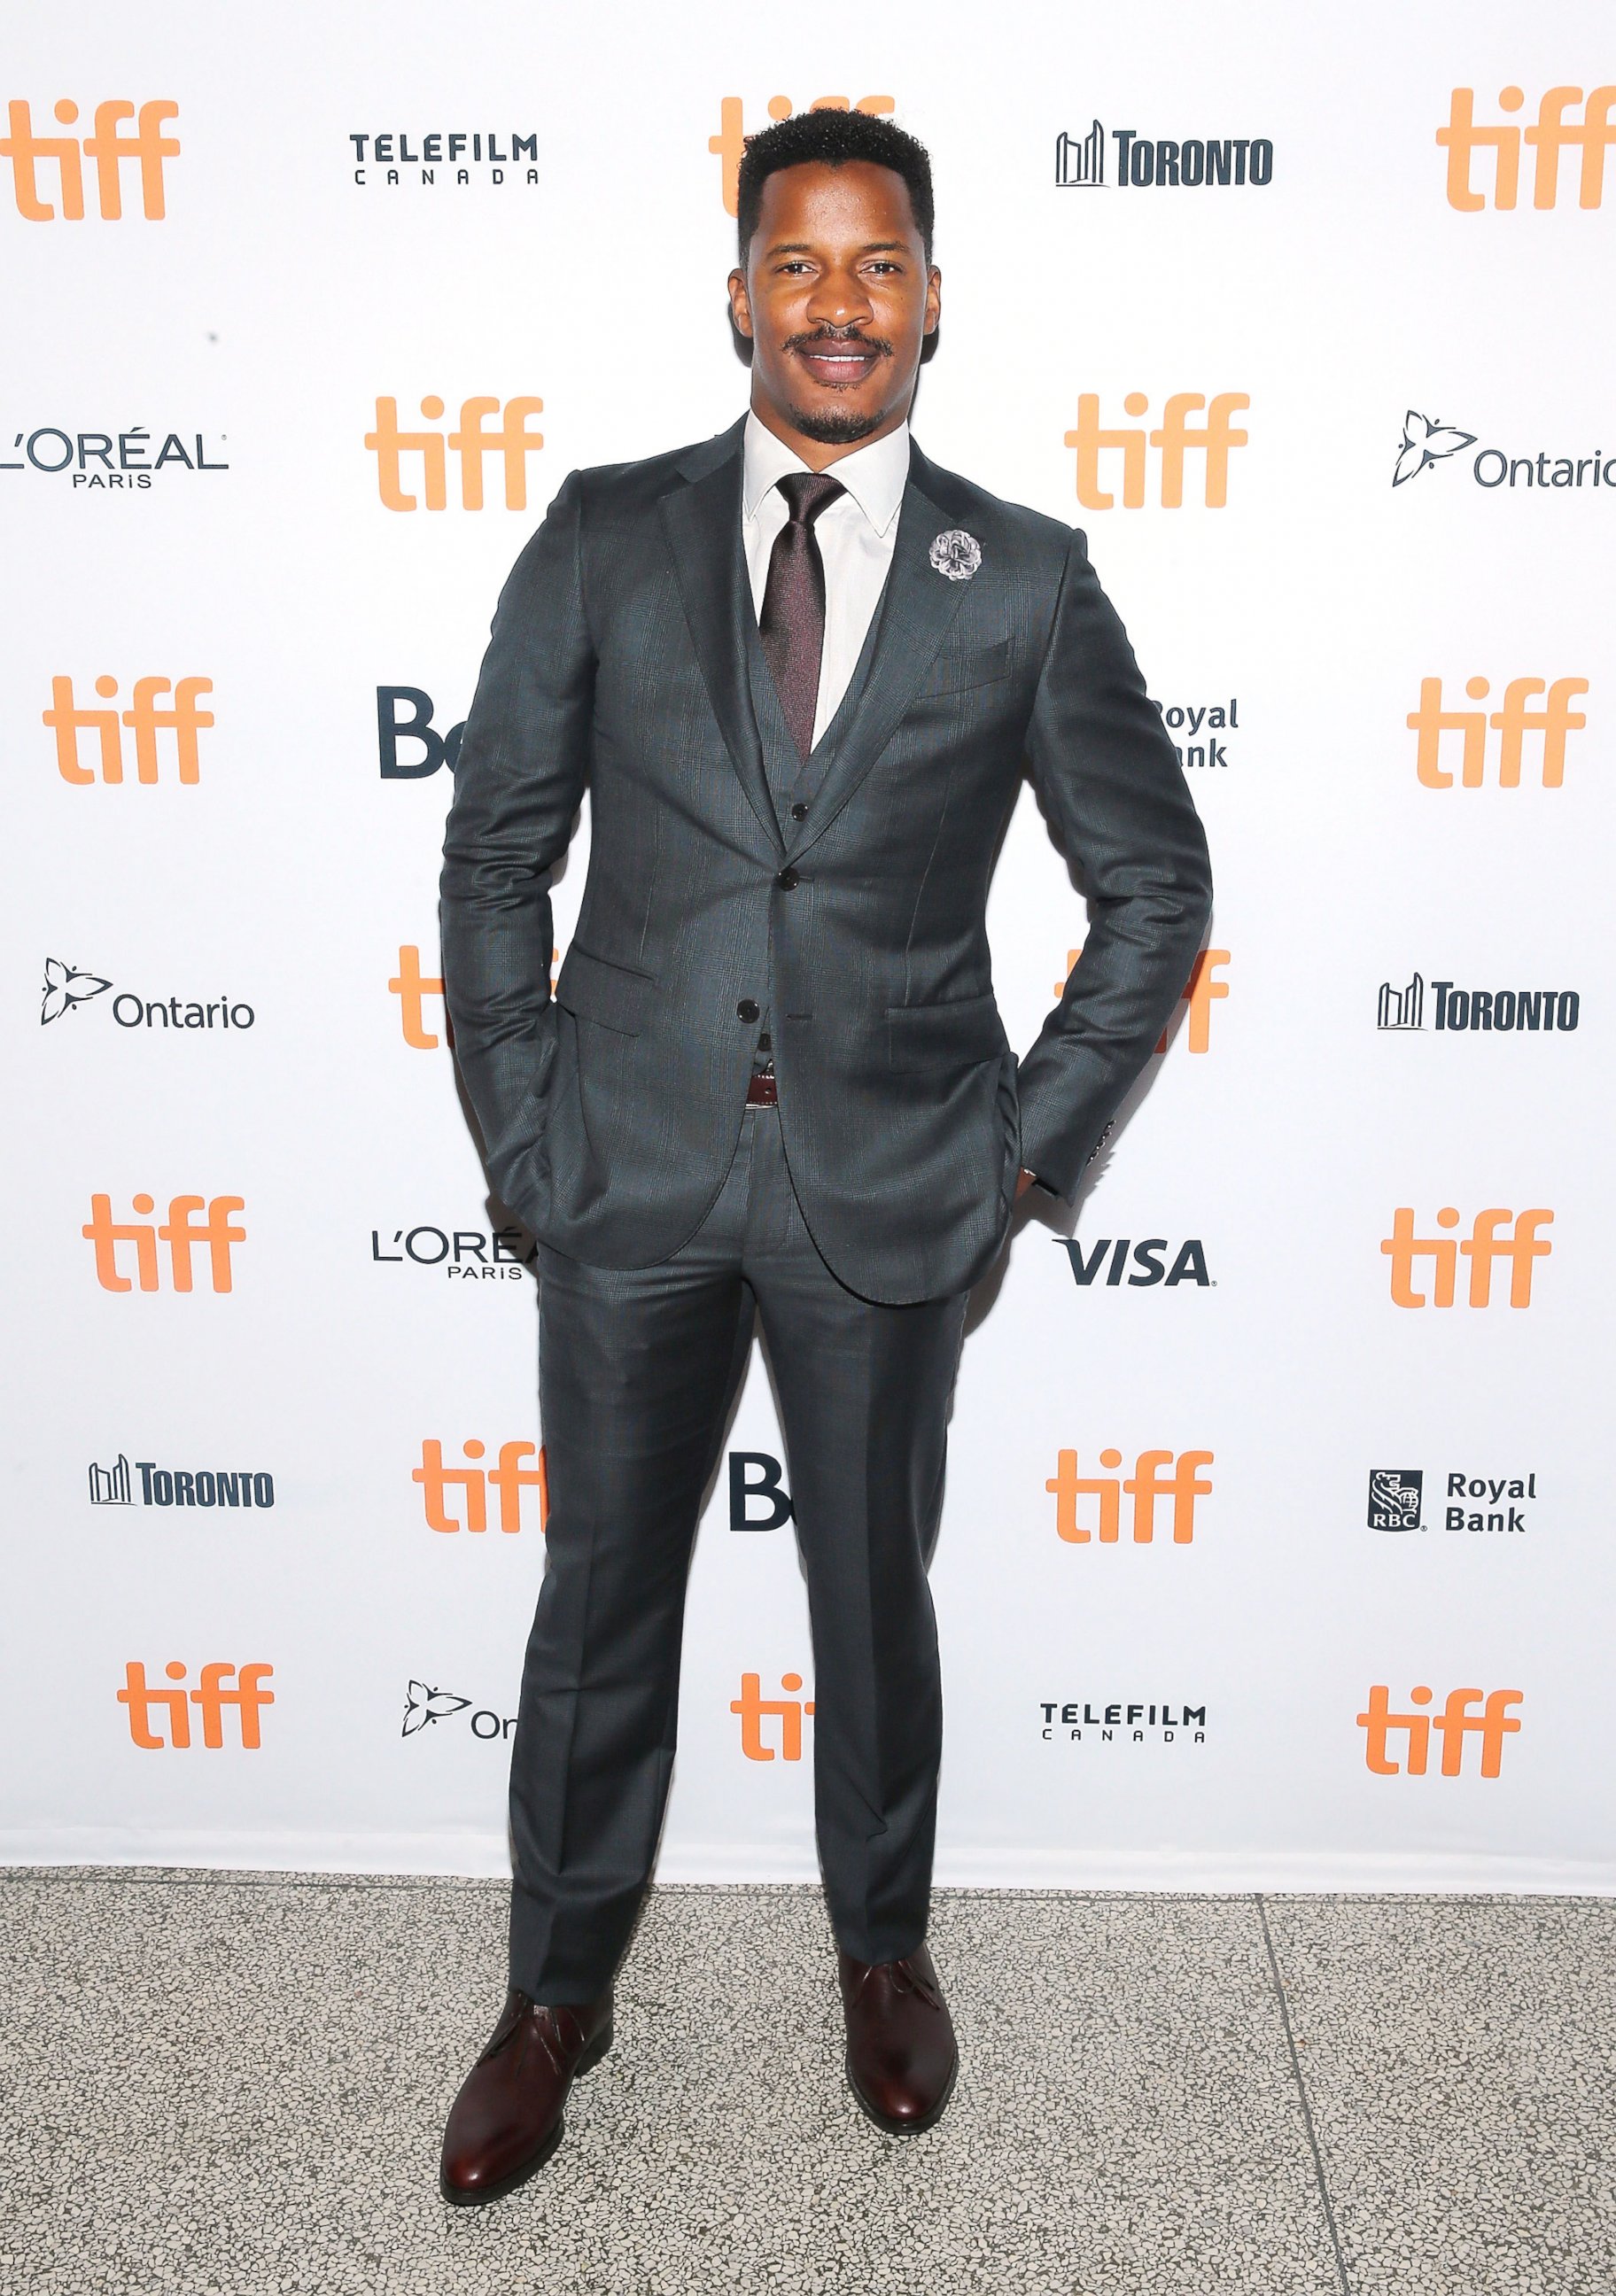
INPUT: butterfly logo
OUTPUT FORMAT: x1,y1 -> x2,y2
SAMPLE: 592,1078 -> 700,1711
1393,410 -> 1478,488
400,1680 -> 472,1738
42,957 -> 112,1026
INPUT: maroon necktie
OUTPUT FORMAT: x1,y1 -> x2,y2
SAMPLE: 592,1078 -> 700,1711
758,470 -> 846,758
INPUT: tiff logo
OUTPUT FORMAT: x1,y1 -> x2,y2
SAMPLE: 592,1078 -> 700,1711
1066,393 -> 1248,508
1058,947 -> 1230,1052
45,676 -> 213,785
83,1194 -> 245,1293
413,1440 -> 548,1533
118,1661 -> 274,1749
1045,1449 -> 1214,1545
2,100 -> 178,220
1439,86 -> 1616,210
1358,1686 -> 1522,1778
731,1671 -> 815,1761
709,94 -> 894,215
365,397 -> 543,511
1381,1208 -> 1552,1309
391,947 -> 447,1048
1410,677 -> 1587,789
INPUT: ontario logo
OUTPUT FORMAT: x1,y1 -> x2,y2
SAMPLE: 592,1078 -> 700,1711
1055,120 -> 1272,190
1394,408 -> 1616,493
42,959 -> 254,1031
400,1680 -> 515,1741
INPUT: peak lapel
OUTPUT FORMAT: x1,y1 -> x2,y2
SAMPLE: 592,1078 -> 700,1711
659,431 -> 783,857
786,467 -> 975,862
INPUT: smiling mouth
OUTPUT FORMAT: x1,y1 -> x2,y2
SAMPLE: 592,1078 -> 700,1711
791,342 -> 883,389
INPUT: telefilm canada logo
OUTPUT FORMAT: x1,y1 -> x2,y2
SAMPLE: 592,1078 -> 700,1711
1055,120 -> 1272,189
3,424 -> 226,487
1394,408 -> 1616,493
348,128 -> 539,190
42,959 -> 255,1032
1039,1697 -> 1207,1744
1367,1466 -> 1539,1535
1376,973 -> 1580,1035
89,1453 -> 276,1511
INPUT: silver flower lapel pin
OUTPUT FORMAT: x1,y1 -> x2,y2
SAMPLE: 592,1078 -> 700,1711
929,529 -> 982,582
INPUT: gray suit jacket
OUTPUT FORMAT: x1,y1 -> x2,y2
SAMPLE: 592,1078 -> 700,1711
439,417 -> 1212,1306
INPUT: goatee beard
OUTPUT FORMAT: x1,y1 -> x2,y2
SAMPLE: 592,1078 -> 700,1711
786,403 -> 890,446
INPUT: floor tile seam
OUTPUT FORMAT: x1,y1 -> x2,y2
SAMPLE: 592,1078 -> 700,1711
1254,1891 -> 1354,2296
0,1869 -> 1294,1904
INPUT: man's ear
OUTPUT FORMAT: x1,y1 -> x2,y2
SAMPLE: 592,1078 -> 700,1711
727,268 -> 755,340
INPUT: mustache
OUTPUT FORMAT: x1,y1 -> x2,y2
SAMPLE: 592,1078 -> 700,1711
783,328 -> 894,358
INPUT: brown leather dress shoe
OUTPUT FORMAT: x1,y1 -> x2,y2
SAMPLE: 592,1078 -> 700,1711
837,1943 -> 958,2135
439,1986 -> 613,2205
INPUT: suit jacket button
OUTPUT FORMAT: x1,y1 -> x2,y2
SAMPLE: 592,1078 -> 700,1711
776,867 -> 799,891
736,997 -> 760,1023
789,802 -> 808,820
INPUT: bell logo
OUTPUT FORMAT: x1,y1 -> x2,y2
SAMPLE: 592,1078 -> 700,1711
1409,677 -> 1587,789
82,1194 -> 245,1293
390,947 -> 447,1049
2,100 -> 179,221
365,396 -> 543,511
412,1440 -> 548,1533
1057,946 -> 1229,1052
118,1661 -> 273,1749
1357,1686 -> 1522,1778
710,95 -> 895,215
1045,1449 -> 1214,1545
1065,393 -> 1248,509
45,675 -> 213,785
731,1671 -> 815,1761
1439,87 -> 1616,210
1381,1207 -> 1552,1309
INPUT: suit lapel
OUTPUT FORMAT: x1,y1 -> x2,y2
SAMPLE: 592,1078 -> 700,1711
786,454 -> 975,862
658,423 -> 783,857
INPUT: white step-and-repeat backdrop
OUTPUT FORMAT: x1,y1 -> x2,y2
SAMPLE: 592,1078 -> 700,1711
5,2 -> 1612,1890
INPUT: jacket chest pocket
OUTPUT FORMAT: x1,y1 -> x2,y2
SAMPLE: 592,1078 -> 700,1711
920,638 -> 1013,696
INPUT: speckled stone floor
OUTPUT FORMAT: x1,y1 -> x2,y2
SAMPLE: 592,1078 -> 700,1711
2,1876 -> 1612,2296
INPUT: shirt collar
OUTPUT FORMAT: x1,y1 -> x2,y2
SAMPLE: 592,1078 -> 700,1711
742,410 -> 911,537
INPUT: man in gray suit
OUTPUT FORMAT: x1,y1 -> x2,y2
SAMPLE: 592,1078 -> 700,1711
439,107 -> 1211,2201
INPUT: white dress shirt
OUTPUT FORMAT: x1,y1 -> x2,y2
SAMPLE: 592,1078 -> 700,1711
741,411 -> 910,748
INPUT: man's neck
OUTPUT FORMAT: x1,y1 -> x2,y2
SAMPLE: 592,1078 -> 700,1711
746,394 -> 911,472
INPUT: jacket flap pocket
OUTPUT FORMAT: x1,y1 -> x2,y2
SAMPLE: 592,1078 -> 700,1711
887,990 -> 1006,1071
923,638 -> 1012,695
554,943 -> 656,1036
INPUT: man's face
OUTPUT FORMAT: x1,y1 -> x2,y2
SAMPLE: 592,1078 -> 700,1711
728,160 -> 940,462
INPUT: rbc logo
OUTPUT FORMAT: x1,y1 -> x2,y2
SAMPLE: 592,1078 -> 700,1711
1,100 -> 179,220
1065,394 -> 1248,508
413,1441 -> 548,1533
83,1194 -> 245,1293
365,398 -> 543,510
1358,1686 -> 1522,1778
46,675 -> 213,784
1046,1449 -> 1214,1545
1409,677 -> 1587,789
1381,1208 -> 1552,1308
118,1661 -> 273,1748
731,1671 -> 814,1760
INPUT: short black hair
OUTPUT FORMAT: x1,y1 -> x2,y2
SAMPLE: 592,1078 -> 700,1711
736,110 -> 935,263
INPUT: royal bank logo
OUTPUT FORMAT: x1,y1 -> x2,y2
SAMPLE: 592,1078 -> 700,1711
1377,973 -> 1581,1034
1367,1468 -> 1424,1532
1394,409 -> 1616,494
45,676 -> 214,783
1408,677 -> 1588,788
1381,1208 -> 1552,1309
84,1194 -> 245,1293
371,1222 -> 532,1277
2,100 -> 179,220
90,1454 -> 276,1510
1055,120 -> 1272,189
1066,393 -> 1249,508
365,397 -> 543,511
4,428 -> 225,487
1439,86 -> 1616,210
348,128 -> 538,189
1152,694 -> 1239,768
709,94 -> 895,215
413,1440 -> 548,1533
42,959 -> 255,1031
1039,1697 -> 1207,1743
377,687 -> 464,778
1358,1686 -> 1522,1778
1046,1449 -> 1214,1545
1053,1237 -> 1211,1288
400,1680 -> 514,1741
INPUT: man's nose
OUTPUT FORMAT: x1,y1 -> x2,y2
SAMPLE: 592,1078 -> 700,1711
805,268 -> 874,329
